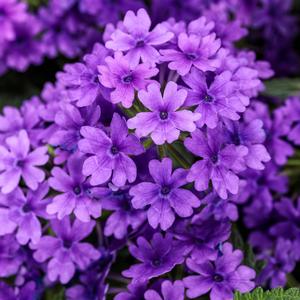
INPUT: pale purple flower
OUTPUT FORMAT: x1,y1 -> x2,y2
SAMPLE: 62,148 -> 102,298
123,233 -> 187,283
160,32 -> 221,76
98,52 -> 158,108
182,68 -> 246,128
79,113 -> 144,187
185,128 -> 248,199
144,280 -> 185,300
32,217 -> 100,284
47,154 -> 102,222
0,130 -> 48,194
0,183 -> 50,245
184,243 -> 255,300
224,119 -> 271,170
130,158 -> 200,230
105,8 -> 173,66
127,81 -> 200,145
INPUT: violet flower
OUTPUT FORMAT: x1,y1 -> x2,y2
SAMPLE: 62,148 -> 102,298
47,154 -> 102,222
32,217 -> 100,284
127,81 -> 200,145
123,233 -> 187,283
184,243 -> 255,299
0,130 -> 48,194
185,128 -> 247,199
105,8 -> 173,66
144,280 -> 185,300
130,158 -> 200,230
98,52 -> 158,108
79,113 -> 144,187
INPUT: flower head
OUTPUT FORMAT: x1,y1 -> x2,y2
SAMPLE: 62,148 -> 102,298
145,280 -> 185,300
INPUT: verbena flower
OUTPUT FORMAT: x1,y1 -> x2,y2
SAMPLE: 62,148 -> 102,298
32,217 -> 100,284
79,113 -> 144,186
105,8 -> 173,66
144,280 -> 185,300
127,81 -> 200,145
184,243 -> 255,300
0,130 -> 48,194
130,158 -> 200,230
123,233 -> 187,283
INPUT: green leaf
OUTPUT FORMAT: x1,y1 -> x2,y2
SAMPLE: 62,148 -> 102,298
235,288 -> 300,300
263,78 -> 300,99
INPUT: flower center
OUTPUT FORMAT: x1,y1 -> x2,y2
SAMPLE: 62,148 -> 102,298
186,53 -> 198,60
160,186 -> 171,195
213,274 -> 224,282
211,154 -> 218,164
122,74 -> 133,84
203,93 -> 214,103
73,186 -> 82,195
151,258 -> 162,267
22,203 -> 32,213
136,39 -> 145,47
110,146 -> 119,155
16,160 -> 25,168
63,239 -> 73,249
159,111 -> 168,120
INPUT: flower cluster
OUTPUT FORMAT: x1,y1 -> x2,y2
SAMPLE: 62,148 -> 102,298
0,2 -> 300,300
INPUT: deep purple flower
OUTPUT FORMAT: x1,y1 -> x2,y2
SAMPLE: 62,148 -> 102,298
47,154 -> 102,222
224,119 -> 271,170
49,103 -> 100,156
130,158 -> 200,230
160,32 -> 221,76
57,43 -> 109,107
32,217 -> 100,284
123,233 -> 187,283
257,238 -> 296,288
127,81 -> 200,145
185,128 -> 247,199
0,0 -> 27,42
144,280 -> 185,300
172,213 -> 231,263
0,130 -> 48,194
184,243 -> 255,299
102,185 -> 146,239
115,282 -> 148,300
106,8 -> 173,66
79,113 -> 144,187
0,183 -> 50,245
98,52 -> 158,108
182,68 -> 246,128
0,234 -> 23,277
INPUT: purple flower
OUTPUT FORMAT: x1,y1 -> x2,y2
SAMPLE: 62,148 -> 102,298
98,52 -> 158,108
0,0 -> 27,42
57,43 -> 109,107
0,130 -> 48,194
127,81 -> 200,145
224,119 -> 271,170
182,68 -> 246,128
184,243 -> 255,299
47,154 -> 102,222
115,282 -> 148,300
102,185 -> 146,239
123,233 -> 186,283
105,8 -> 173,66
32,217 -> 100,284
0,183 -> 50,245
257,238 -> 296,288
49,103 -> 100,156
172,213 -> 231,263
130,158 -> 200,230
185,128 -> 247,199
283,97 -> 300,145
144,280 -> 185,300
160,32 -> 221,76
79,113 -> 144,187
0,234 -> 23,277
